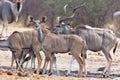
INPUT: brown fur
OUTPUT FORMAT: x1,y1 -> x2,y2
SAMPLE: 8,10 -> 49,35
8,30 -> 42,74
38,23 -> 86,77
28,16 -> 86,77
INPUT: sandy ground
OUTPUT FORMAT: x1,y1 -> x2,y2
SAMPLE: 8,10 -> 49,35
0,23 -> 120,80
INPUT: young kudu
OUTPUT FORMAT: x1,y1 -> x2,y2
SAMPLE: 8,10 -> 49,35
29,16 -> 86,77
0,30 -> 42,74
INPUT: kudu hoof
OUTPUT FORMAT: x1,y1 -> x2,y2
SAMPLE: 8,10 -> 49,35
103,72 -> 110,78
65,73 -> 70,77
103,74 -> 109,78
103,71 -> 110,78
39,71 -> 42,74
48,72 -> 53,76
33,70 -> 42,74
82,74 -> 87,77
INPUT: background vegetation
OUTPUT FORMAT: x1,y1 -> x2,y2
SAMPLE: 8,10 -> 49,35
10,0 -> 120,29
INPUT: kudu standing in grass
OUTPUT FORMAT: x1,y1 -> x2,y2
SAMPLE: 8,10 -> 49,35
29,16 -> 86,77
0,0 -> 24,36
54,23 -> 118,77
0,30 -> 42,74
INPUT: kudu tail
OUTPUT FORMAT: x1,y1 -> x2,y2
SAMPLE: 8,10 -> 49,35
113,41 -> 118,54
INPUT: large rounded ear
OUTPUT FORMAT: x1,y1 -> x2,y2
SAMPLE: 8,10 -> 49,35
28,15 -> 34,22
41,16 -> 47,23
26,15 -> 34,26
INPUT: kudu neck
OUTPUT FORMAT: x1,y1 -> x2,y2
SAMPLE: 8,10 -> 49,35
64,25 -> 75,34
37,26 -> 51,43
37,27 -> 43,43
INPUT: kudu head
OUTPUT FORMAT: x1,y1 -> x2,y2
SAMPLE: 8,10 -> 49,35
58,2 -> 86,25
54,2 -> 87,34
28,15 -> 47,30
53,25 -> 72,34
28,15 -> 41,30
28,15 -> 48,42
12,0 -> 25,22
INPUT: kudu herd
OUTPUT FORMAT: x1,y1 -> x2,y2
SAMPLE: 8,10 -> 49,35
28,16 -> 86,77
53,0 -> 118,77
0,0 -> 119,78
53,24 -> 118,77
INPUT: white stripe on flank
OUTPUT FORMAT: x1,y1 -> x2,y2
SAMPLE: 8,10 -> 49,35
85,25 -> 115,35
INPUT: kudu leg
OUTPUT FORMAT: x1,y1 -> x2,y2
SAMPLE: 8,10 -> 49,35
72,53 -> 84,77
66,51 -> 87,77
54,58 -> 59,76
11,52 -> 15,70
102,48 -> 112,77
33,48 -> 42,74
15,58 -> 24,72
29,54 -> 36,73
42,56 -> 50,74
24,58 -> 30,70
49,55 -> 54,75
82,50 -> 87,77
1,22 -> 8,36
22,54 -> 31,70
53,54 -> 60,76
49,53 -> 60,76
24,50 -> 36,72
19,51 -> 27,69
23,54 -> 34,72
31,53 -> 36,70
15,50 -> 24,72
66,56 -> 75,76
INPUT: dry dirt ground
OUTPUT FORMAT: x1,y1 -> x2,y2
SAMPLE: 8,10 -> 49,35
0,23 -> 120,80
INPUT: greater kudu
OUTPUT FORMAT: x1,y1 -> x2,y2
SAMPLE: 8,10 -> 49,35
29,16 -> 86,77
0,0 -> 24,36
53,24 -> 118,77
0,30 -> 42,74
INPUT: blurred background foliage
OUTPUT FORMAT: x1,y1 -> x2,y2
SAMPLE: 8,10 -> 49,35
9,0 -> 120,29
